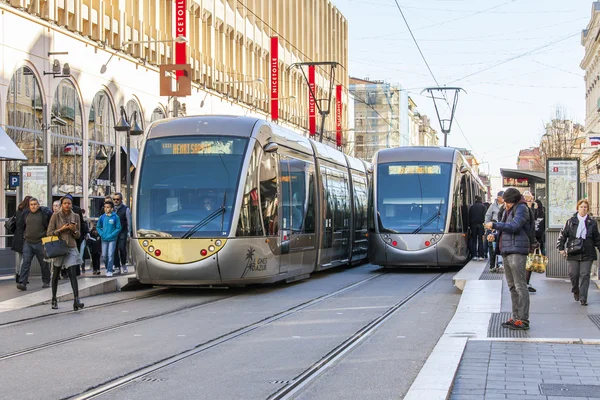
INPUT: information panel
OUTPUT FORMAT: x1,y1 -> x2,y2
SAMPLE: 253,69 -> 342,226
547,159 -> 579,229
20,164 -> 50,207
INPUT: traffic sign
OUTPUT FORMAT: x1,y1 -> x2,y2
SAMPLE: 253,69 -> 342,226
8,172 -> 19,189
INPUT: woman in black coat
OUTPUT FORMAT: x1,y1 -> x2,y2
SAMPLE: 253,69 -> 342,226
556,199 -> 600,306
11,196 -> 32,282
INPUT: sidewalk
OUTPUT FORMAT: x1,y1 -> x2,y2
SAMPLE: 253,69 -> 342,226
404,259 -> 600,400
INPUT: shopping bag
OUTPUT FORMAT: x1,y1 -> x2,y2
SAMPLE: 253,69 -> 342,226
42,236 -> 70,258
526,248 -> 547,274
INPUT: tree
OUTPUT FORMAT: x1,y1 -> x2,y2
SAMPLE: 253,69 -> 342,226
537,106 -> 584,170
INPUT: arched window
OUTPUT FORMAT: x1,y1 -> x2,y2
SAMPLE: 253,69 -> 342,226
51,79 -> 84,201
150,106 -> 166,123
5,66 -> 44,225
88,91 -> 116,216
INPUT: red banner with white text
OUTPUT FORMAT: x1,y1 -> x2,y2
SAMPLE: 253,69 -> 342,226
336,85 -> 342,147
270,37 -> 279,121
308,66 -> 316,136
175,0 -> 186,79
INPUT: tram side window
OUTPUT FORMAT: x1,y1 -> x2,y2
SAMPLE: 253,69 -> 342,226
305,171 -> 316,233
237,144 -> 264,237
367,177 -> 375,232
353,177 -> 368,233
287,159 -> 311,233
259,152 -> 279,236
449,171 -> 462,233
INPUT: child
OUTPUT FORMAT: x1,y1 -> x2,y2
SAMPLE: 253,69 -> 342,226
87,224 -> 102,275
96,201 -> 121,277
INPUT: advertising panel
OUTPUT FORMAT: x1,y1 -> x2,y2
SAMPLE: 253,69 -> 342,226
547,159 -> 579,229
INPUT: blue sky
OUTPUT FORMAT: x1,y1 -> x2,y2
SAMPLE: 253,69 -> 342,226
333,0 -> 593,176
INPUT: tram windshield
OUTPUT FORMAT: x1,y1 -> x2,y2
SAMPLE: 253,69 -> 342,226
377,161 -> 451,234
136,136 -> 248,238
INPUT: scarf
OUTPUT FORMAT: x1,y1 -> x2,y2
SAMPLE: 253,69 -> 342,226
576,214 -> 587,239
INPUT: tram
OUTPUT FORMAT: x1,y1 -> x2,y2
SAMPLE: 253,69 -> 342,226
132,116 -> 370,286
368,146 -> 485,268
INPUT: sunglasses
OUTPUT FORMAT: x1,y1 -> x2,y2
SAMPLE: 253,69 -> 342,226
112,198 -> 121,201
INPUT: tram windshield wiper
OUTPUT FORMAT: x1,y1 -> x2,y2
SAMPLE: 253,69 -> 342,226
181,206 -> 226,239
412,200 -> 443,234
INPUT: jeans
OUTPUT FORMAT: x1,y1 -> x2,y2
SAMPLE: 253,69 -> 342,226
102,240 -> 117,273
568,260 -> 593,302
20,241 -> 50,285
470,224 -> 484,258
113,232 -> 128,270
503,253 -> 530,322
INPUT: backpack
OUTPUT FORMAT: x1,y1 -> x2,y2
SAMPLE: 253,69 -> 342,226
4,215 -> 16,234
510,203 -> 537,247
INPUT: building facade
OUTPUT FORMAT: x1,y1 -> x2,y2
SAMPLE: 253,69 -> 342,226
516,147 -> 543,171
349,77 -> 408,161
0,0 -> 349,235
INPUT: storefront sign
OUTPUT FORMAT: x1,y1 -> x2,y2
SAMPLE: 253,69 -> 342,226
547,159 -> 579,229
308,65 -> 316,136
502,177 -> 529,187
336,85 -> 342,147
175,0 -> 187,79
21,164 -> 50,207
270,37 -> 279,121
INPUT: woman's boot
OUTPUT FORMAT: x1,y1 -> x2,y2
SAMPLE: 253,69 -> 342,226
51,266 -> 61,309
68,266 -> 84,311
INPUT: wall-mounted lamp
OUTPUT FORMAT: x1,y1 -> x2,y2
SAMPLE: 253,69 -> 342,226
44,60 -> 71,78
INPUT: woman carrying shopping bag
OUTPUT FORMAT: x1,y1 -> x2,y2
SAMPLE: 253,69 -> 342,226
556,199 -> 600,306
46,196 -> 85,311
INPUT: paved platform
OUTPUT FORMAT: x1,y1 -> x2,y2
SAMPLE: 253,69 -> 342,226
405,259 -> 600,400
0,267 -> 136,313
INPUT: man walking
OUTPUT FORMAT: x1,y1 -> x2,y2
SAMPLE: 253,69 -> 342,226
16,198 -> 52,290
485,191 -> 505,271
485,188 -> 532,330
469,195 -> 486,261
112,193 -> 131,274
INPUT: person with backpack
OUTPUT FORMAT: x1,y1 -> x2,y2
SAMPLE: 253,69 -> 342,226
97,200 -> 121,277
485,188 -> 535,330
556,199 -> 600,306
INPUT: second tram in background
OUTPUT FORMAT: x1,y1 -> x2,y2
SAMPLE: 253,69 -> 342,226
368,147 -> 485,268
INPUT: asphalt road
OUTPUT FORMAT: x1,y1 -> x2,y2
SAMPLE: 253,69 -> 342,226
0,264 -> 461,400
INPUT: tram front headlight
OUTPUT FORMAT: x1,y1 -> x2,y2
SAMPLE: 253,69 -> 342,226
148,246 -> 155,253
142,240 -> 149,247
208,245 -> 215,252
215,240 -> 222,246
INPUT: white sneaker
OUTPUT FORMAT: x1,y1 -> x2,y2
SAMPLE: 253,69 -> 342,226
106,271 -> 113,277
122,267 -> 129,274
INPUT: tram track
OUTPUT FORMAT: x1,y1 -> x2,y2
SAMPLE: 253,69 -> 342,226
267,272 -> 445,400
66,271 -> 387,400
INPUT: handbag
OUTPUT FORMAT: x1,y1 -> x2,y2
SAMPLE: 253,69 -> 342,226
567,237 -> 584,255
42,236 -> 70,258
526,248 -> 547,274
4,215 -> 16,234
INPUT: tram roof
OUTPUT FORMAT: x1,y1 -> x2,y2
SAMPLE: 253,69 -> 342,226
146,115 -> 260,139
376,146 -> 458,164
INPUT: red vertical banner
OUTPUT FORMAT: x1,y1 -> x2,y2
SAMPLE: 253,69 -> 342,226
270,37 -> 279,121
175,0 -> 186,79
336,85 -> 342,147
308,65 -> 316,136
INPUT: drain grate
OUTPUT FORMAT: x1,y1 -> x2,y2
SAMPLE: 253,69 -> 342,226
540,383 -> 600,397
488,312 -> 529,338
590,315 -> 600,330
268,380 -> 292,385
479,268 -> 503,280
139,377 -> 166,383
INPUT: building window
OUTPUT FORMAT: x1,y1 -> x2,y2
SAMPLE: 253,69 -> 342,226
51,79 -> 84,200
151,106 -> 166,123
88,91 -> 116,216
126,99 -> 144,149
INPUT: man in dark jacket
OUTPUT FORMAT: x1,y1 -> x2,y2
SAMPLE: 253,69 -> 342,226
16,198 -> 52,290
485,188 -> 532,330
112,192 -> 131,275
469,195 -> 487,260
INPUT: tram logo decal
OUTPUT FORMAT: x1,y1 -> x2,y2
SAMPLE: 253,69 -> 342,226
241,247 -> 268,277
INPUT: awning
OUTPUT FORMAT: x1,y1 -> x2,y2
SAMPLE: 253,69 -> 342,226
121,145 -> 139,168
0,126 -> 27,161
500,168 -> 546,184
97,146 -> 139,182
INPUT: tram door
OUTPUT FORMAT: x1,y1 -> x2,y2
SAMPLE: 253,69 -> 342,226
279,157 -> 303,273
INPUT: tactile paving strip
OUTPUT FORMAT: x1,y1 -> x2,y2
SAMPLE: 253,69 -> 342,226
540,383 -> 600,397
479,268 -> 503,280
590,315 -> 600,331
488,312 -> 530,338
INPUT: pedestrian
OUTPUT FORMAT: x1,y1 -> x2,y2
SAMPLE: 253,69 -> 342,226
483,201 -> 491,259
484,188 -> 532,330
469,195 -> 486,261
46,196 -> 84,311
16,198 -> 52,291
61,194 -> 89,275
52,200 -> 61,214
111,193 -> 131,274
485,191 -> 505,272
556,199 -> 600,307
534,199 -> 546,255
523,191 -> 537,293
97,201 -> 121,277
87,224 -> 102,275
11,195 -> 33,283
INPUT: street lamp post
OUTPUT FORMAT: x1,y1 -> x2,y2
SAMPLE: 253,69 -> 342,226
114,106 -> 144,206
